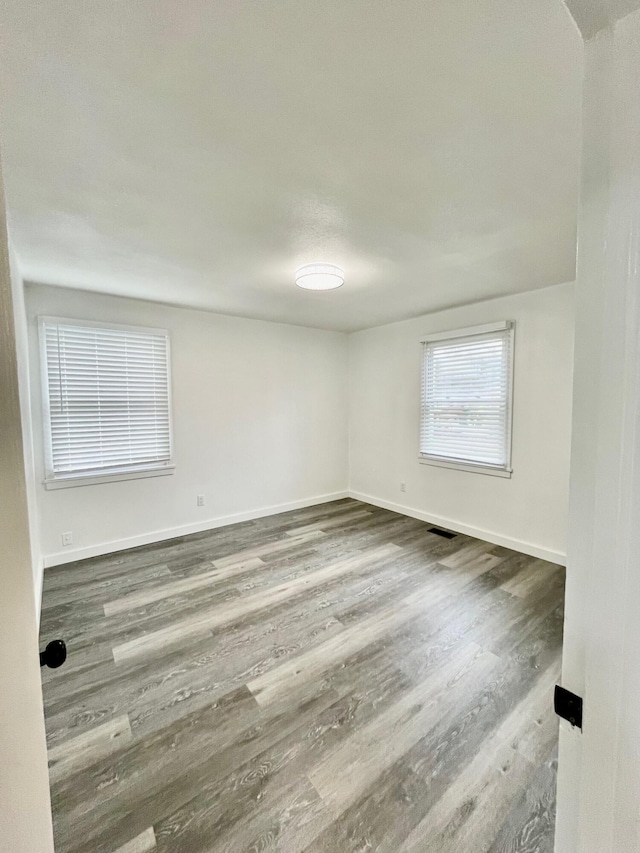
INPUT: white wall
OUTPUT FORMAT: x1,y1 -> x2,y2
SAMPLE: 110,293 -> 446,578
25,284 -> 349,566
348,282 -> 575,563
25,279 -> 574,569
0,163 -> 54,852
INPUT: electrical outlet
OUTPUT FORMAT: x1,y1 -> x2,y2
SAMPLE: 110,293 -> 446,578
61,532 -> 73,547
400,482 -> 406,492
197,495 -> 205,507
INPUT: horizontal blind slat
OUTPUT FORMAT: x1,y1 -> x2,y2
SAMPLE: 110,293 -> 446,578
420,327 -> 512,469
42,320 -> 173,479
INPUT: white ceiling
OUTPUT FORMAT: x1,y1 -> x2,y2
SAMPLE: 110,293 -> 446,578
0,0 -> 582,332
565,0 -> 640,37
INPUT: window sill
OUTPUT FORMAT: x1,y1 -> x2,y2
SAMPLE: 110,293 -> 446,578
44,465 -> 175,490
418,456 -> 512,478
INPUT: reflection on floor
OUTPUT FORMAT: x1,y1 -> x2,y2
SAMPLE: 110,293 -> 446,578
40,498 -> 564,853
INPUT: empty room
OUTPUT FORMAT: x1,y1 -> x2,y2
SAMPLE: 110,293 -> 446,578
2,1 -> 640,852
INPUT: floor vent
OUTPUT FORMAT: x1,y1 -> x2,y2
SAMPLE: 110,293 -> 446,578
428,527 -> 456,539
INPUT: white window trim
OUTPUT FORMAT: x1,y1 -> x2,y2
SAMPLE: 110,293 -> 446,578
418,456 -> 513,478
419,320 -> 515,477
43,465 -> 175,491
39,316 -> 175,488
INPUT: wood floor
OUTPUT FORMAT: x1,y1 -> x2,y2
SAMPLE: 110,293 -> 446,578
40,499 -> 565,853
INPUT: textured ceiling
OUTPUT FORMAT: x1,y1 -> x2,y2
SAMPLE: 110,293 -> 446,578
564,0 -> 640,38
0,0 -> 583,331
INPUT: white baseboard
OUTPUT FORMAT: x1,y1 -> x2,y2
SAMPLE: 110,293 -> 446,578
43,490 -> 349,568
43,488 -> 566,569
348,490 -> 567,566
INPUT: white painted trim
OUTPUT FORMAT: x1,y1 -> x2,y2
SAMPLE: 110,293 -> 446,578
38,314 -> 170,338
556,13 -> 640,849
419,322 -> 515,476
418,456 -> 512,478
42,484 -> 566,569
35,559 -> 44,627
38,316 -> 175,485
42,490 -> 349,567
44,465 -> 175,490
348,489 -> 567,565
420,319 -> 513,343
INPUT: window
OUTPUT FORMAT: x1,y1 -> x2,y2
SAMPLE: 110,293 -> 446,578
419,321 -> 514,477
40,318 -> 174,488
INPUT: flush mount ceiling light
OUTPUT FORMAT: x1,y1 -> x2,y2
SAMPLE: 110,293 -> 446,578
295,262 -> 345,291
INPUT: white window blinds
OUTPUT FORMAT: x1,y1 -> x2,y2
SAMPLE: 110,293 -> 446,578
420,322 -> 514,472
40,319 -> 173,484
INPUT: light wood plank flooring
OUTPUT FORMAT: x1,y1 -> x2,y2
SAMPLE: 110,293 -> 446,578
40,499 -> 565,853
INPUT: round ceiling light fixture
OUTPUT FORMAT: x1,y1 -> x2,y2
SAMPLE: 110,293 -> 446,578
295,262 -> 345,291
